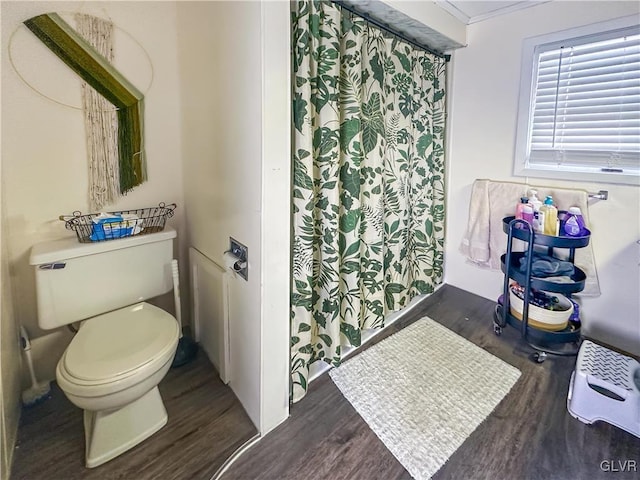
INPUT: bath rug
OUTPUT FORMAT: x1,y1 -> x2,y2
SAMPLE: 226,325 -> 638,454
329,316 -> 521,479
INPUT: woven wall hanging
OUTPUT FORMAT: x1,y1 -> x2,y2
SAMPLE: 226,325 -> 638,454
23,13 -> 148,208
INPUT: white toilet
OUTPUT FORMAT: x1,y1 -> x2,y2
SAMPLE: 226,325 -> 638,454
29,228 -> 181,468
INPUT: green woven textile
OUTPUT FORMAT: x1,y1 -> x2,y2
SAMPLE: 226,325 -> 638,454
24,13 -> 147,193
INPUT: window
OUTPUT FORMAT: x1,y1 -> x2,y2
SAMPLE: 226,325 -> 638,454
514,16 -> 640,185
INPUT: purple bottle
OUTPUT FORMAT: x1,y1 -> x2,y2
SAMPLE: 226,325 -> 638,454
563,207 -> 586,236
521,205 -> 534,225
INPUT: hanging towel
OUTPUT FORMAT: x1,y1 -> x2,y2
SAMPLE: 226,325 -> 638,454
460,180 -> 601,297
459,179 -> 527,269
529,185 -> 601,296
459,179 -> 491,265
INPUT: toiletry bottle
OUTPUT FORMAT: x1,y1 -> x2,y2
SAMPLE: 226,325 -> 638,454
540,195 -> 558,236
528,190 -> 543,233
563,207 -> 586,236
521,205 -> 534,226
528,190 -> 542,211
515,197 -> 529,220
569,298 -> 581,327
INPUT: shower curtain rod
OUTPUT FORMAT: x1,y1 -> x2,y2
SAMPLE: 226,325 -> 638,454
332,1 -> 451,62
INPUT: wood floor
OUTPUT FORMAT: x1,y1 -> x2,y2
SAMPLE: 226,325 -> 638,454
11,285 -> 640,480
224,285 -> 640,480
10,350 -> 257,480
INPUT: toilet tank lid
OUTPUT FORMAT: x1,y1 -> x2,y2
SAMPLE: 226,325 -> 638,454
30,228 -> 176,265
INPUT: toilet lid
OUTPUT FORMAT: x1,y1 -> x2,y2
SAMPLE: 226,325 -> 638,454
63,303 -> 179,382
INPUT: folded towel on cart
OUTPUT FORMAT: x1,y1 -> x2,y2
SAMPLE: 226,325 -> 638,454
518,252 -> 574,277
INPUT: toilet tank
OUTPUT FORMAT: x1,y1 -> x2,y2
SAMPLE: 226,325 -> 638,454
29,228 -> 176,330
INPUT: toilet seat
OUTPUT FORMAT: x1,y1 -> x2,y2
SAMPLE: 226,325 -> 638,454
57,303 -> 179,398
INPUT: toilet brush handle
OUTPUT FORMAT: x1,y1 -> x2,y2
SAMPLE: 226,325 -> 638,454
171,259 -> 183,338
20,326 -> 38,385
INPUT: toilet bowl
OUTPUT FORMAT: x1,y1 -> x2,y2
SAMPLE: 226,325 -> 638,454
29,228 -> 181,468
56,302 -> 179,467
56,302 -> 179,410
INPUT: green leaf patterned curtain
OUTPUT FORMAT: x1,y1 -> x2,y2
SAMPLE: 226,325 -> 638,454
291,1 -> 446,402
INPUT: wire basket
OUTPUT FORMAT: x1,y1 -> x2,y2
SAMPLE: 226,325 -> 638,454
60,203 -> 176,243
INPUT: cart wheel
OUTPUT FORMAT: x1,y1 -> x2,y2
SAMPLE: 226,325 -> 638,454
494,304 -> 506,328
531,351 -> 547,364
493,324 -> 503,336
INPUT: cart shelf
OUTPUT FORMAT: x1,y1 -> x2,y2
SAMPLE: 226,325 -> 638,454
495,298 -> 581,345
500,253 -> 587,294
494,217 -> 590,362
502,216 -> 591,248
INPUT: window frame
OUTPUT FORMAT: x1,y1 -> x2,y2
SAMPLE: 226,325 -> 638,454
514,15 -> 640,186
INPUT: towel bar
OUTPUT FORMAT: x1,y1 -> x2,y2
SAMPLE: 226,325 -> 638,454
588,190 -> 608,201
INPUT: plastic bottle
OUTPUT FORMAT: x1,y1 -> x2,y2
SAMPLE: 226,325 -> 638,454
540,195 -> 559,236
528,190 -> 544,233
515,197 -> 529,220
521,204 -> 534,226
563,206 -> 586,237
528,190 -> 542,211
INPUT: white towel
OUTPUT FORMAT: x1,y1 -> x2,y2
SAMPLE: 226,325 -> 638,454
459,179 -> 527,269
460,180 -> 601,296
459,179 -> 491,264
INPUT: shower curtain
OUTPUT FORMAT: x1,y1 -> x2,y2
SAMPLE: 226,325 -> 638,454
291,1 -> 447,402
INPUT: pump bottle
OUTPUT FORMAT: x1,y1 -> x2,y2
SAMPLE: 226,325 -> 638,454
515,197 -> 529,220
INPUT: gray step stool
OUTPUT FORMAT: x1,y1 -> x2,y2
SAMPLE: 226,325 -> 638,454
567,340 -> 640,438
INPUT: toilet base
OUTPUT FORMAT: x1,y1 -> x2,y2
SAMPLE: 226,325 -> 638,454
84,386 -> 168,468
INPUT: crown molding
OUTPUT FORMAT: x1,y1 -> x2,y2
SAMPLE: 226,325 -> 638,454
436,1 -> 551,25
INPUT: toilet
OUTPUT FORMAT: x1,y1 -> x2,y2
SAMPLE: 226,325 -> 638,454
29,228 -> 181,468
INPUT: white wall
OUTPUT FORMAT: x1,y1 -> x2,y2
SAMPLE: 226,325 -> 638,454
259,0 -> 291,435
385,0 -> 466,46
446,1 -> 640,355
1,1 -> 186,383
1,148 -> 20,480
176,0 -> 290,434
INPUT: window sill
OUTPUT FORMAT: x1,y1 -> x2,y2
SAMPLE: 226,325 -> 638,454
514,165 -> 640,187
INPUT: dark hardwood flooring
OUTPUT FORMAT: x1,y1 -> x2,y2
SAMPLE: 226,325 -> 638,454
224,284 -> 640,480
10,285 -> 639,480
11,350 -> 257,480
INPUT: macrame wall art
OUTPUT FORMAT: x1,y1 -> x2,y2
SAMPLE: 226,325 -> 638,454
21,13 -> 148,210
74,14 -> 120,210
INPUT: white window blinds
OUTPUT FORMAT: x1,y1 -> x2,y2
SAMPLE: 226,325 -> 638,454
528,26 -> 640,174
